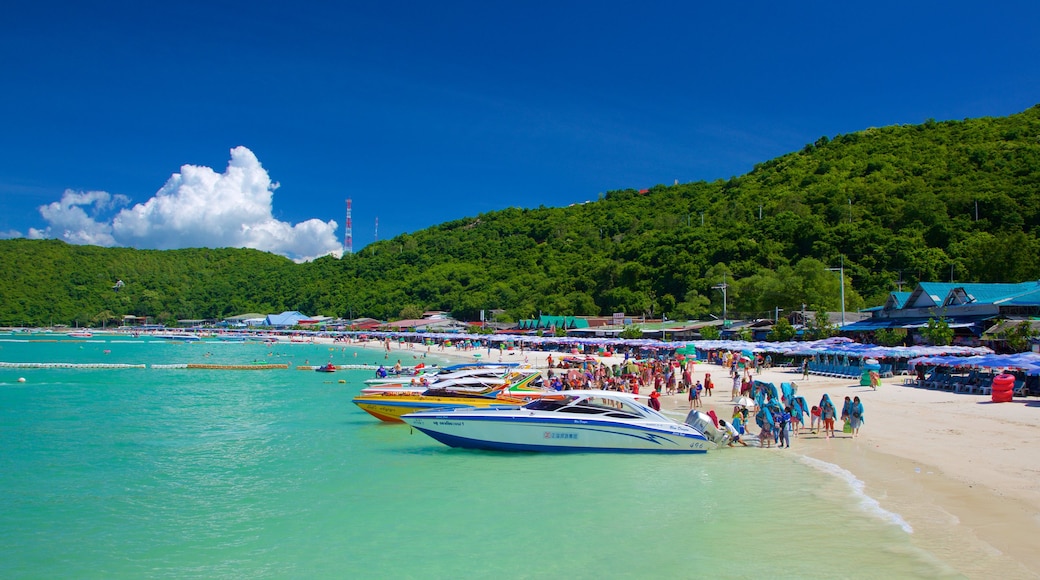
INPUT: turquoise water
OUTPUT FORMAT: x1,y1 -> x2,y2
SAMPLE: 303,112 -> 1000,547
0,336 -> 955,578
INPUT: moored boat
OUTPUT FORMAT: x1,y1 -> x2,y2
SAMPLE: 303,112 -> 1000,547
352,387 -> 528,423
401,390 -> 712,453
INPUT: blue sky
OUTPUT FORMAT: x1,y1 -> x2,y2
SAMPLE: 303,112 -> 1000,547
2,1 -> 1038,260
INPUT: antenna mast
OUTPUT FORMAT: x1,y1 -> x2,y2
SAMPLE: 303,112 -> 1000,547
374,217 -> 379,242
344,198 -> 353,255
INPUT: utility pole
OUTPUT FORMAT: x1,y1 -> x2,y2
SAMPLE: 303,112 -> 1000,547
712,274 -> 728,325
827,256 -> 846,329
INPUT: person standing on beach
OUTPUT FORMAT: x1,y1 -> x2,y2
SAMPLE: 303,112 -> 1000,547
690,380 -> 702,408
756,406 -> 774,448
731,371 -> 741,398
703,373 -> 713,397
841,396 -> 852,424
819,394 -> 837,439
849,396 -> 865,437
778,406 -> 792,448
802,358 -> 810,380
810,405 -> 821,433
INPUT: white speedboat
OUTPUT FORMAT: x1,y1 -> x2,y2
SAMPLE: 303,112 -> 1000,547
401,390 -> 711,453
360,371 -> 543,395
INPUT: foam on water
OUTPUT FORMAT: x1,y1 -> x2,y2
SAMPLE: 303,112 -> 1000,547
801,454 -> 914,533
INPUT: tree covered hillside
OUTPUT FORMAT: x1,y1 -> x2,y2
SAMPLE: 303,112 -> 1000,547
2,105 -> 1039,326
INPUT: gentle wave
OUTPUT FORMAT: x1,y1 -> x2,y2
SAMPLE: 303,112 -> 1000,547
800,454 -> 914,534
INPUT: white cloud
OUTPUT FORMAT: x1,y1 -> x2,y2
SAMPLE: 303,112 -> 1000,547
34,190 -> 127,246
0,229 -> 24,239
32,146 -> 342,262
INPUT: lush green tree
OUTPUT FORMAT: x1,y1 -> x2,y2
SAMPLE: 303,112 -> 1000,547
874,328 -> 908,347
4,105 -> 1040,326
921,317 -> 954,346
767,317 -> 797,342
619,325 -> 644,339
803,309 -> 837,340
998,321 -> 1038,353
397,305 -> 424,320
699,325 -> 721,340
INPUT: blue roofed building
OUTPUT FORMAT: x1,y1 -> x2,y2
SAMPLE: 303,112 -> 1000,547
842,281 -> 1040,344
265,311 -> 309,327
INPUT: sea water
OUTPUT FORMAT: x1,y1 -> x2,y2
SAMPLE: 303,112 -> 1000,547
0,336 -> 957,578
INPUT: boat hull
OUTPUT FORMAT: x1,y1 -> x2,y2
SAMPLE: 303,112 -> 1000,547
352,395 -> 522,423
402,411 -> 709,453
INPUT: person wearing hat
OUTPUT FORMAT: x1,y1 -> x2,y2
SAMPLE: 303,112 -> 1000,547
648,390 -> 662,411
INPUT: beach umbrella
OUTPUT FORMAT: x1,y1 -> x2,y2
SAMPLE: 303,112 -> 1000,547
731,396 -> 756,408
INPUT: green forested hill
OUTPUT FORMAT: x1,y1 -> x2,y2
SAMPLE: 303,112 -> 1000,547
2,106 -> 1039,326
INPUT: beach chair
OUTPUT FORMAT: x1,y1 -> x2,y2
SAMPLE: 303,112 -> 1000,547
1013,379 -> 1027,397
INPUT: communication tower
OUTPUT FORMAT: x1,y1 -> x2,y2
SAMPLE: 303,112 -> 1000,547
374,216 -> 379,242
344,199 -> 353,255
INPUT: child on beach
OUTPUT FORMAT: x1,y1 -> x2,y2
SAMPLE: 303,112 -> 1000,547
810,405 -> 821,433
819,395 -> 838,439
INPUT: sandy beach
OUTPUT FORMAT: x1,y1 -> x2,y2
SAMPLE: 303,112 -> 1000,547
352,338 -> 1040,578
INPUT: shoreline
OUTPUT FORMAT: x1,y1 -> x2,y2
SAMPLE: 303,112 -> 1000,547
656,362 -> 1040,578
360,338 -> 1040,578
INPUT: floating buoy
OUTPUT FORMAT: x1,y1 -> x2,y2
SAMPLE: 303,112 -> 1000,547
338,379 -> 346,384
18,377 -> 26,383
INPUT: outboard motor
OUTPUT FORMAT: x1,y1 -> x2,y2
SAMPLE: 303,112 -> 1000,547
684,410 -> 727,447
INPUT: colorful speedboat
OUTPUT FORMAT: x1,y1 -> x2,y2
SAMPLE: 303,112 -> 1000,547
352,387 -> 527,423
360,367 -> 543,394
400,390 -> 712,453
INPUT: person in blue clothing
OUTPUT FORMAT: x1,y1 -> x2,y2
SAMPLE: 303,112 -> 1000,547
849,396 -> 865,437
777,406 -> 792,448
819,394 -> 838,439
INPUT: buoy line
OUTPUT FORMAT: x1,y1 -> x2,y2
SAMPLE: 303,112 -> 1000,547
0,362 -> 146,369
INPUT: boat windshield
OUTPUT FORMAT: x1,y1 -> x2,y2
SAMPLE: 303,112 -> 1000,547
524,395 -> 652,418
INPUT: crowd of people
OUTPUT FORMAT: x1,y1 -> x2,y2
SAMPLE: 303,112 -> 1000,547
541,350 -> 868,448
369,338 -> 871,448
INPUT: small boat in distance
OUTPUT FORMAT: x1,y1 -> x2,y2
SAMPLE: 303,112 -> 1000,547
67,331 -> 93,338
315,362 -> 337,373
401,390 -> 712,453
153,333 -> 201,342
